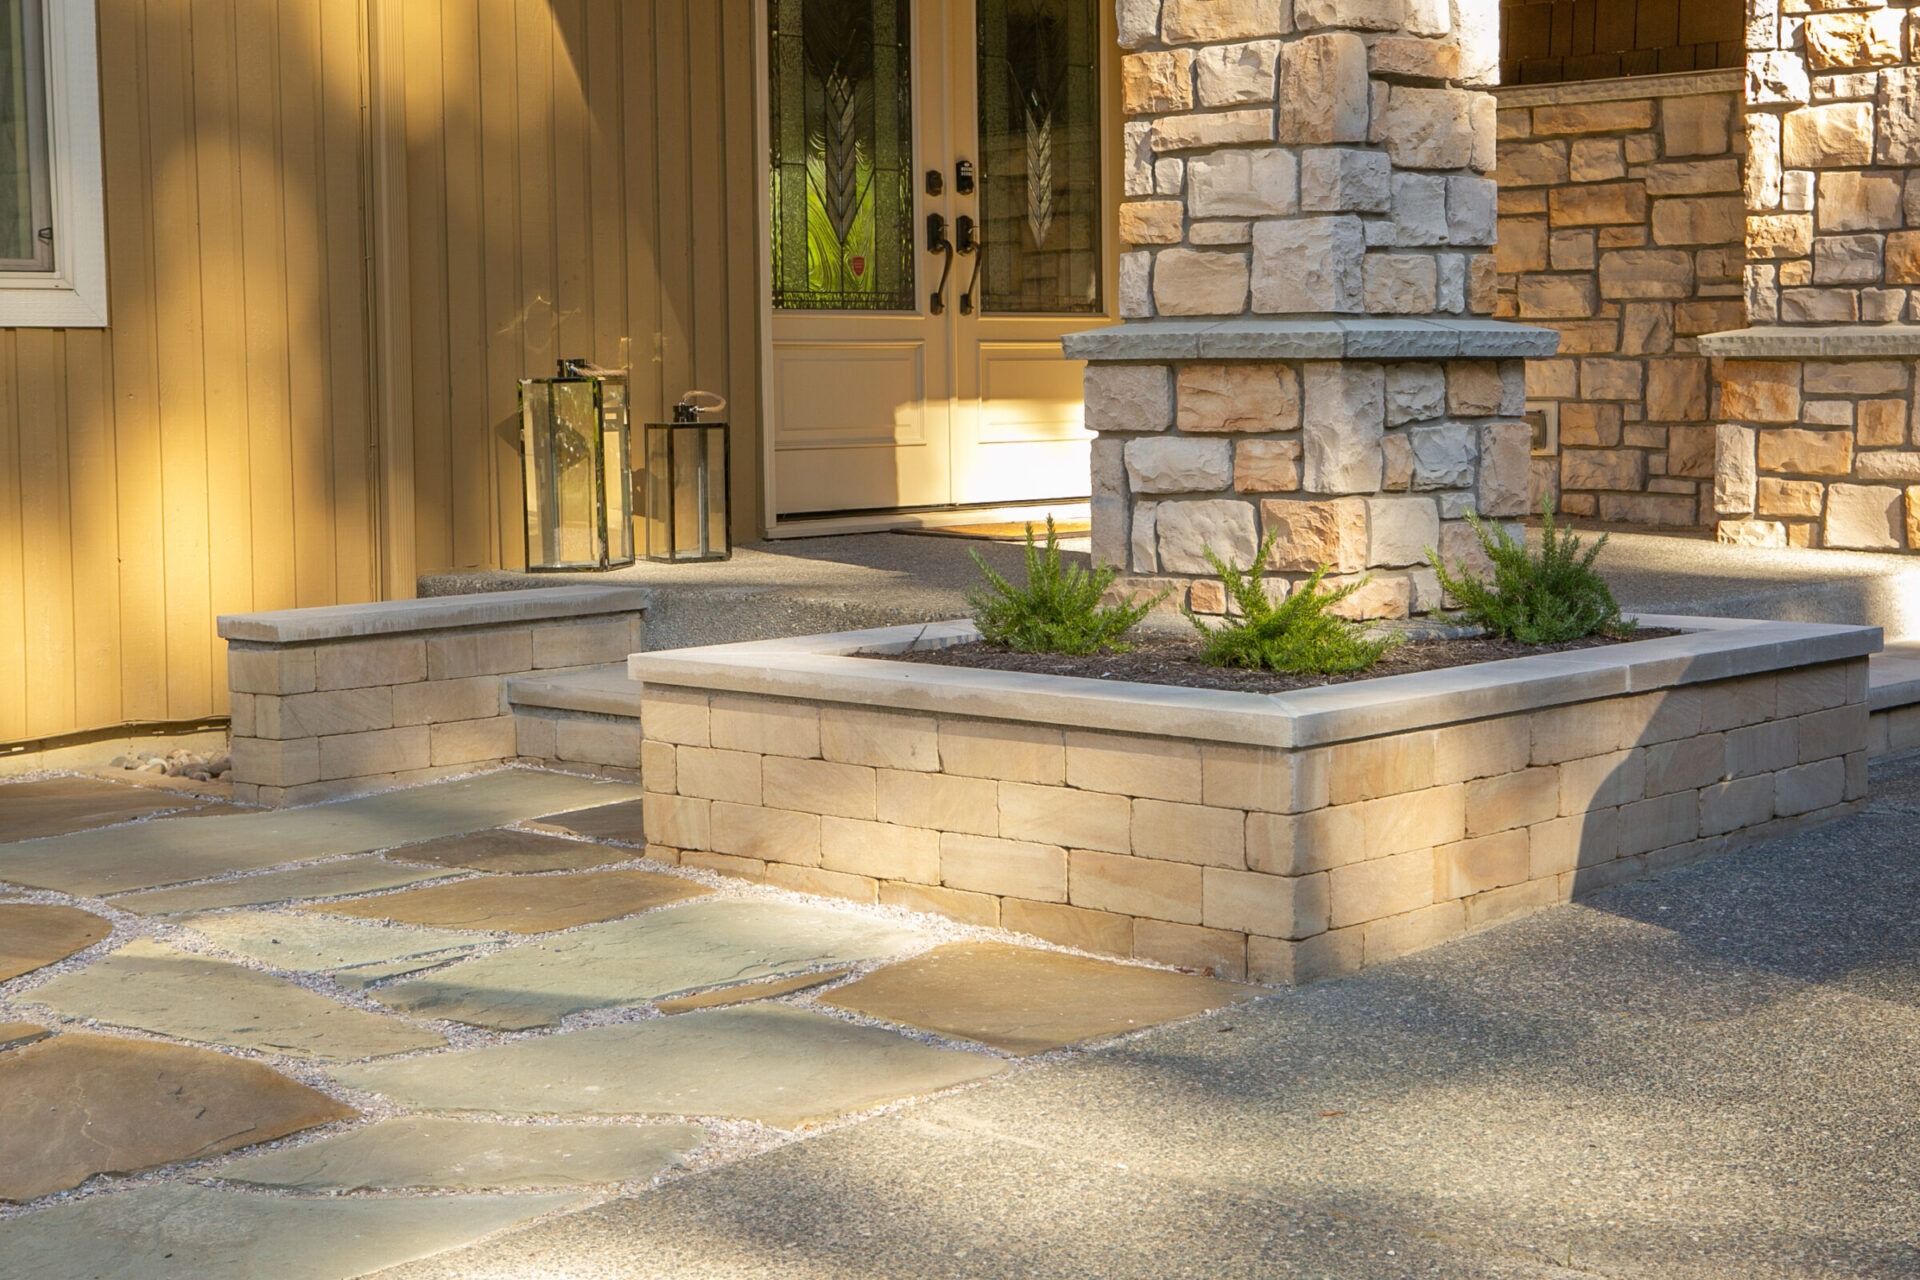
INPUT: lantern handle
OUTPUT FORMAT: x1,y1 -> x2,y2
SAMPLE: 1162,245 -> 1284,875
674,390 -> 728,423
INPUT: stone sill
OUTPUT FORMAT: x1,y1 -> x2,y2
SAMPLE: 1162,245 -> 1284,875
219,586 -> 653,644
1061,318 -> 1560,364
1697,326 -> 1920,360
1492,68 -> 1742,109
508,665 -> 641,718
629,616 -> 1881,751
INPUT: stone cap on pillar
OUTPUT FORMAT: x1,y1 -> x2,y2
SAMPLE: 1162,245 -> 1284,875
1698,325 -> 1920,359
1062,317 -> 1561,363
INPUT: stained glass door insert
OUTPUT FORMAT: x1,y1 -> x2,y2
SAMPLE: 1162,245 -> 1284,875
769,0 -> 915,311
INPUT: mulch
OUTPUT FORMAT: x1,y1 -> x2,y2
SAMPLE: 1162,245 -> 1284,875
883,629 -> 1676,696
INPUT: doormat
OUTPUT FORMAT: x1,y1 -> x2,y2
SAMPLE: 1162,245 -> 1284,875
903,519 -> 1092,542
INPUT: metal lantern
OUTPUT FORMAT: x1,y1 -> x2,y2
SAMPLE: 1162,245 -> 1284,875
645,391 -> 731,563
518,359 -> 635,571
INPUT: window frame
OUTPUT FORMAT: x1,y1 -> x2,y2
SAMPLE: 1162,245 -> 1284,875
1,0 -> 107,327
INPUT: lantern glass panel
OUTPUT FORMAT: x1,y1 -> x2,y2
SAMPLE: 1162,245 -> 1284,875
600,381 -> 635,563
644,421 -> 731,562
519,373 -> 634,571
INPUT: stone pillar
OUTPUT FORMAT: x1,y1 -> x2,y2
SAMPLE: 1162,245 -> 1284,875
1709,0 -> 1920,551
1072,0 -> 1557,617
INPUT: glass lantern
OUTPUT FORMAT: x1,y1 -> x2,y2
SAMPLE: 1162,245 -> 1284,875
518,360 -> 634,571
644,392 -> 731,563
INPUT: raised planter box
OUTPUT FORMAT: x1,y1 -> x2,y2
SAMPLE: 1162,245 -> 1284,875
629,616 -> 1879,984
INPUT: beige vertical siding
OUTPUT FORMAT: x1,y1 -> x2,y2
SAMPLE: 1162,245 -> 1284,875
0,0 -> 380,745
1,0 -> 765,745
400,0 -> 764,572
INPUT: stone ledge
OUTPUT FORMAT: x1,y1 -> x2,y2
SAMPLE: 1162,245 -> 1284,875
629,616 -> 1881,751
220,587 -> 652,644
1697,326 -> 1920,360
508,665 -> 641,719
1062,318 -> 1561,364
1868,643 -> 1920,714
1492,68 -> 1742,109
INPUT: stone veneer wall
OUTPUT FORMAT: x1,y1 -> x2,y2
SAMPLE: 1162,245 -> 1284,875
1707,0 -> 1920,551
1080,0 -> 1550,616
1495,70 -> 1747,527
635,658 -> 1870,984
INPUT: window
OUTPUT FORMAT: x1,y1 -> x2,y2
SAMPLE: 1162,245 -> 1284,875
1,0 -> 106,326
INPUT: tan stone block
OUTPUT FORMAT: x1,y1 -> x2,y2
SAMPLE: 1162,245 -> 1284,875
710,694 -> 821,758
641,688 -> 709,747
1203,867 -> 1328,939
1152,109 -> 1274,152
1616,790 -> 1699,857
1203,743 -> 1322,814
674,746 -> 762,805
641,738 -> 677,791
318,726 -> 429,780
644,792 -> 711,850
1719,362 -> 1801,423
253,687 -> 393,740
316,638 -> 427,692
1258,497 -> 1368,573
1328,731 -> 1433,803
1886,231 -> 1920,284
1779,662 -> 1857,720
230,736 -> 321,788
1783,103 -> 1873,168
941,832 -> 1067,902
1363,786 -> 1464,855
1444,362 -> 1503,416
763,863 -> 878,904
1465,877 -> 1561,931
1121,50 -> 1194,115
1826,484 -> 1906,549
1661,93 -> 1734,156
1249,926 -> 1361,983
1001,781 -> 1130,853
879,882 -> 1000,928
1641,733 -> 1728,798
1070,849 -> 1204,924
1910,487 -> 1920,550
1177,364 -> 1301,433
422,630 -> 528,682
1496,141 -> 1568,188
1818,171 -> 1902,232
1119,200 -> 1186,246
763,756 -> 876,820
1757,429 -> 1853,477
819,816 -> 940,884
1797,703 -> 1870,763
1368,35 -> 1458,80
1328,848 -> 1434,929
228,646 -> 317,696
514,712 -> 557,761
1756,478 -> 1823,518
1805,10 -> 1903,69
1127,437 -> 1234,493
1131,919 -> 1247,980
1856,453 -> 1920,483
1698,774 -> 1775,838
1466,767 -> 1561,837
1567,138 -> 1625,183
1000,898 -> 1131,956
1234,439 -> 1303,493
1254,217 -> 1366,313
1495,217 -> 1548,275
1196,39 -> 1281,107
1549,182 -> 1647,228
428,716 -> 517,767
1775,758 -> 1846,816
1432,718 -> 1530,786
1131,799 -> 1246,869
711,801 -> 820,865
1804,360 -> 1906,396
1597,249 -> 1694,300
531,617 -> 640,669
1528,811 -> 1612,878
939,719 -> 1064,783
1652,197 -> 1743,248
1433,827 -> 1529,899
1246,803 -> 1366,876
1187,149 -> 1298,219
1363,254 -> 1438,314
1066,731 -> 1202,802
1746,214 -> 1813,260
876,769 -> 998,837
1084,364 -> 1174,434
820,706 -> 938,771
1534,99 -> 1654,135
1277,33 -> 1369,144
392,676 -> 505,727
1857,400 -> 1907,448
1556,749 -> 1645,815
1725,721 -> 1799,780
1160,0 -> 1290,43
1533,700 -> 1625,764
548,715 -> 636,769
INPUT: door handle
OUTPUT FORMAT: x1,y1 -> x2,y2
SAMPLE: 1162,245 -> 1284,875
927,212 -> 954,315
956,216 -> 983,315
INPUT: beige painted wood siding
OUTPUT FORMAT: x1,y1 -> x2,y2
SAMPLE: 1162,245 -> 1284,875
399,0 -> 764,572
0,0 -> 379,746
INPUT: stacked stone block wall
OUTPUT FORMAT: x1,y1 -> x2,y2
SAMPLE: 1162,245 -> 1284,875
226,610 -> 642,806
1494,71 -> 1746,527
1087,354 -> 1532,617
636,660 -> 1869,985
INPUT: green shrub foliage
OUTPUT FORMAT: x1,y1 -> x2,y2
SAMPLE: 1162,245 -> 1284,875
968,517 -> 1166,654
1187,534 -> 1399,675
1427,499 -> 1631,644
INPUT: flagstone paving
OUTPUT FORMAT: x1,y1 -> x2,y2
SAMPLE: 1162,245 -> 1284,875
0,766 -> 1278,1278
370,900 -> 926,1030
0,1033 -> 353,1201
0,1185 -> 581,1280
818,941 -> 1264,1055
0,1021 -> 50,1050
385,827 -> 631,874
0,902 -> 112,980
25,939 -> 447,1060
213,1117 -> 704,1192
0,771 -> 636,895
336,1005 -> 1010,1128
176,909 -> 481,978
0,775 -> 221,841
305,867 -> 711,933
109,857 -> 458,915
653,968 -> 851,1014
